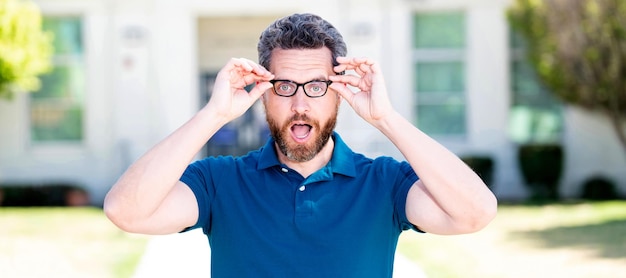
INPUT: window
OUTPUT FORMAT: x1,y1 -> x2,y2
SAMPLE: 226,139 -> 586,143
412,12 -> 466,136
30,17 -> 85,142
508,32 -> 563,144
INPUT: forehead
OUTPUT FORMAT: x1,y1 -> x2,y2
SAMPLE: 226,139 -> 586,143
269,48 -> 334,81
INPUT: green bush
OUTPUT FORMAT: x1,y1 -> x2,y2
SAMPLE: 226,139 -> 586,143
518,144 -> 564,202
0,183 -> 87,206
581,176 -> 621,200
461,155 -> 494,189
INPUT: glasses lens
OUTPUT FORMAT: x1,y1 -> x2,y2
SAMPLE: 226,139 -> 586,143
273,81 -> 296,96
274,80 -> 298,96
304,81 -> 328,97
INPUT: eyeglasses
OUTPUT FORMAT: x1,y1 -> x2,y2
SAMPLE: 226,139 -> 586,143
269,80 -> 333,98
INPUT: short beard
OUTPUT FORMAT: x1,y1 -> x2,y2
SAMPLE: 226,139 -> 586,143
266,111 -> 337,163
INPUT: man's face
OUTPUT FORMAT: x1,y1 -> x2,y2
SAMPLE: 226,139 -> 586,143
263,48 -> 340,162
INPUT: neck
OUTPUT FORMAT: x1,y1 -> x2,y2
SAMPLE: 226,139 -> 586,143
276,137 -> 335,178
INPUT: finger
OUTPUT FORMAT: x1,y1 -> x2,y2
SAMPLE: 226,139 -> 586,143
335,56 -> 351,63
334,64 -> 348,74
329,82 -> 356,103
255,68 -> 274,79
234,60 -> 274,87
230,58 -> 255,72
329,74 -> 363,88
354,59 -> 375,76
241,73 -> 277,90
351,57 -> 374,66
248,81 -> 273,100
334,57 -> 376,76
230,58 -> 273,79
334,56 -> 360,71
368,61 -> 381,74
247,61 -> 273,79
358,62 -> 373,74
338,57 -> 374,67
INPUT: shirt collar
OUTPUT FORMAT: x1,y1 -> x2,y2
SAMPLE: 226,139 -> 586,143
257,132 -> 356,178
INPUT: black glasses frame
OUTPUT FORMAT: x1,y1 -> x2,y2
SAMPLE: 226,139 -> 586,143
269,80 -> 333,98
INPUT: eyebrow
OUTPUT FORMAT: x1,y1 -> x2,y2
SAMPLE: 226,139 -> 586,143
273,75 -> 328,82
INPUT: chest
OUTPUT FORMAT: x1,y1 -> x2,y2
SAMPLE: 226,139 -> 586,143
205,163 -> 405,277
210,165 -> 396,237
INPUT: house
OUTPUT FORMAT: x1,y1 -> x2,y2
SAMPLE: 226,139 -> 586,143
0,0 -> 624,205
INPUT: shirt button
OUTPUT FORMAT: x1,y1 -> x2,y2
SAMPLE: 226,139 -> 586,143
281,168 -> 288,173
299,185 -> 306,192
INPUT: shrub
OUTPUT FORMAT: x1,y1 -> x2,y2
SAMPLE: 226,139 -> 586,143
461,155 -> 494,189
0,183 -> 89,206
581,176 -> 620,200
518,144 -> 564,201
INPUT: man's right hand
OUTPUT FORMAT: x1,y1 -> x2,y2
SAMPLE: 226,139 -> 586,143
205,58 -> 274,123
104,58 -> 273,235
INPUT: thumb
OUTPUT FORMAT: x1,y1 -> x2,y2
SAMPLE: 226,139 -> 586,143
331,83 -> 355,105
249,81 -> 273,100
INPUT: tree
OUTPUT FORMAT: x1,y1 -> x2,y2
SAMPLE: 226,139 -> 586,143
507,0 -> 626,154
0,0 -> 52,100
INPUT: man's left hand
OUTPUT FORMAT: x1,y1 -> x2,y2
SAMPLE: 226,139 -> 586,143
329,57 -> 394,126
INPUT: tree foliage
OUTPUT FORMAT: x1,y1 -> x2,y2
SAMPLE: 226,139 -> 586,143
508,0 -> 626,153
0,0 -> 52,100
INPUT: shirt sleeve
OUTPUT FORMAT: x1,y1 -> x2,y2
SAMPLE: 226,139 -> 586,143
179,157 -> 217,233
392,160 -> 423,233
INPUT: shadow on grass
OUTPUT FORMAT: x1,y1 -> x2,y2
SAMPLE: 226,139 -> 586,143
509,219 -> 626,259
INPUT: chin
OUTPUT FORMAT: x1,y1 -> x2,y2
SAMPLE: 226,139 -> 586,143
266,111 -> 338,163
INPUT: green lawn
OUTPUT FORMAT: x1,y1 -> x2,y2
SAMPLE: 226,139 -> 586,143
0,207 -> 149,278
398,201 -> 626,278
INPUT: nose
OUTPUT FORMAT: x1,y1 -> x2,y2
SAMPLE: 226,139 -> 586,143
290,86 -> 310,114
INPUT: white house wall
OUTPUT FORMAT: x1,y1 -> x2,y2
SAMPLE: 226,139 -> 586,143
562,107 -> 626,198
0,0 -> 624,205
0,0 -> 118,204
464,5 -> 525,199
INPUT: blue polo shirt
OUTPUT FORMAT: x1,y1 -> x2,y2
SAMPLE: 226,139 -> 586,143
181,132 -> 419,278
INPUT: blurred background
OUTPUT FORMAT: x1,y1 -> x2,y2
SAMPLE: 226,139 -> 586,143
0,0 -> 624,277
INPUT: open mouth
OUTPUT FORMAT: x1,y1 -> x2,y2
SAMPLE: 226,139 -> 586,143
291,124 -> 312,140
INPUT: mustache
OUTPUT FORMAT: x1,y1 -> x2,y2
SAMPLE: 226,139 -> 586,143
289,113 -> 311,123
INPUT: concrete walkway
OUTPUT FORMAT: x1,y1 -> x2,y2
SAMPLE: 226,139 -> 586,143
133,229 -> 427,278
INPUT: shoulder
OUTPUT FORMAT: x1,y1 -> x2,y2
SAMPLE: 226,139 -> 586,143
182,151 -> 264,191
190,149 -> 262,169
369,155 -> 407,169
188,155 -> 236,171
368,156 -> 418,181
332,133 -> 405,169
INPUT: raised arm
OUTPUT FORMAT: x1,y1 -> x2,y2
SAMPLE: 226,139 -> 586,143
104,58 -> 274,234
329,57 -> 497,235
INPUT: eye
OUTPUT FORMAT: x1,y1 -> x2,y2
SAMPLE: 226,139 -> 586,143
306,82 -> 327,95
309,84 -> 323,92
276,82 -> 295,93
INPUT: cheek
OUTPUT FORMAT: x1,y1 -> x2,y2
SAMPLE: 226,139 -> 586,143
264,95 -> 296,114
324,97 -> 341,113
264,101 -> 288,122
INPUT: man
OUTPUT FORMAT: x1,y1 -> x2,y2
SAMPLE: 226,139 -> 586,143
104,13 -> 497,277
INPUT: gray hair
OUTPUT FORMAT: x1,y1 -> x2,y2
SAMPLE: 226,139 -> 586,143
258,13 -> 347,72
